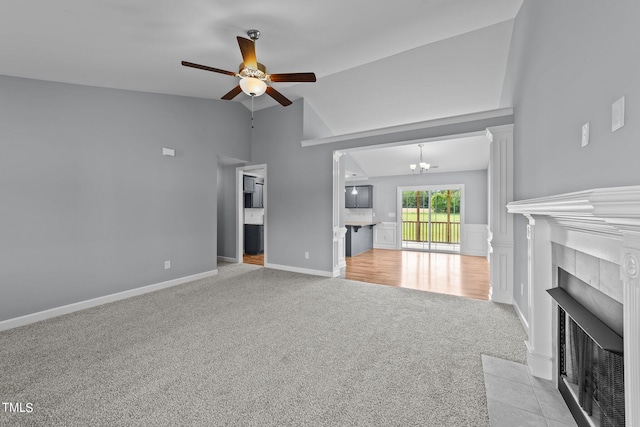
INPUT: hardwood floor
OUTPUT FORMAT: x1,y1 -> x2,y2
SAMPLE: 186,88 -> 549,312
243,253 -> 264,266
345,249 -> 490,300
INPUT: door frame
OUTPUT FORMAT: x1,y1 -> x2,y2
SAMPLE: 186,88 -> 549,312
236,164 -> 267,264
396,184 -> 465,252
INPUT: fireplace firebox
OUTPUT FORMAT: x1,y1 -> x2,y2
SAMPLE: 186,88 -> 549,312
549,269 -> 624,427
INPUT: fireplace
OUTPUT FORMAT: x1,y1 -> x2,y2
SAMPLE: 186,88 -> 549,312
550,268 -> 624,427
506,185 -> 640,426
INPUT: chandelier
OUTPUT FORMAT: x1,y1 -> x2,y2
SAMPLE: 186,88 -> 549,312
410,144 -> 430,173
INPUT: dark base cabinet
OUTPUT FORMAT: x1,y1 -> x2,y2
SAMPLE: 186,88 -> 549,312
244,225 -> 264,255
345,225 -> 373,257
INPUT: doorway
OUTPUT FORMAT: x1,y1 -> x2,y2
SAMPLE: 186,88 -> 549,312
398,185 -> 462,253
236,165 -> 267,266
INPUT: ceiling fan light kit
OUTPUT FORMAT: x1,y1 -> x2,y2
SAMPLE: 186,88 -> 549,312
181,29 -> 316,107
239,77 -> 267,97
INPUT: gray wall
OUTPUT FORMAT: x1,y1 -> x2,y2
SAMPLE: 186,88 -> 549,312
501,1 -> 640,317
251,100 -> 334,271
363,170 -> 488,225
303,100 -> 333,140
0,75 -> 251,321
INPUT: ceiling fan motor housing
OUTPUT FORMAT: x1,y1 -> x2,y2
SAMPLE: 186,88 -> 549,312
239,62 -> 267,78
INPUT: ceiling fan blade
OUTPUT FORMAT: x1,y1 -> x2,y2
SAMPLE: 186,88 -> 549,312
265,86 -> 292,106
237,37 -> 257,70
181,61 -> 236,76
268,72 -> 317,83
221,85 -> 243,100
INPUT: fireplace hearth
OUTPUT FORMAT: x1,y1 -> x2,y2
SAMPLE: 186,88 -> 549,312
550,269 -> 624,427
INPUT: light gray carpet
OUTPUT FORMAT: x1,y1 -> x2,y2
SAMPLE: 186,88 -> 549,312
0,263 -> 526,426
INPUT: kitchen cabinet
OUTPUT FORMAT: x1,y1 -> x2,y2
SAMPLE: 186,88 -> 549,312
243,175 -> 255,193
244,224 -> 264,255
244,183 -> 263,208
253,183 -> 263,208
345,185 -> 373,208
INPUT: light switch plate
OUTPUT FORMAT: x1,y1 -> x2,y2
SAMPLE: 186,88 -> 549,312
612,96 -> 625,132
162,147 -> 176,157
581,122 -> 590,147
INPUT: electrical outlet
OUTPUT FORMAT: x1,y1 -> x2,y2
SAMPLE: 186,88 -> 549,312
520,283 -> 524,296
165,260 -> 171,269
304,252 -> 310,259
581,122 -> 590,147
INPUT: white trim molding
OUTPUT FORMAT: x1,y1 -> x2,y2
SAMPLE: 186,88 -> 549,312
486,124 -> 514,304
301,107 -> 514,147
512,299 -> 530,336
507,185 -> 640,232
507,184 -> 640,424
333,227 -> 348,277
264,263 -> 334,278
523,214 -> 553,380
0,270 -> 218,332
332,151 -> 347,277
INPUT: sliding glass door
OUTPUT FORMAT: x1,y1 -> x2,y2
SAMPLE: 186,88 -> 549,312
401,188 -> 461,252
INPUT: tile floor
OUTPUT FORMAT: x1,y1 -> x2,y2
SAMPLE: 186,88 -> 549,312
482,355 -> 578,427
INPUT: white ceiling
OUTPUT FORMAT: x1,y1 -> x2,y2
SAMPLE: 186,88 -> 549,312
344,134 -> 490,179
1,0 -> 522,174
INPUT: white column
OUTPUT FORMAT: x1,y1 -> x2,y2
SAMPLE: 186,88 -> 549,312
332,151 -> 347,277
524,214 -> 553,379
486,124 -> 514,303
621,239 -> 640,425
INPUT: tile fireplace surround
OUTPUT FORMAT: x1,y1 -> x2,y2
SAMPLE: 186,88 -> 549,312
507,185 -> 640,426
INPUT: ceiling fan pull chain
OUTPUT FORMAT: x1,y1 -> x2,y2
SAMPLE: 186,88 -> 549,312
251,95 -> 255,128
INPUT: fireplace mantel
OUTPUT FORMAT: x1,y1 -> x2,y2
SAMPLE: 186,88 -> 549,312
507,184 -> 640,426
507,185 -> 640,234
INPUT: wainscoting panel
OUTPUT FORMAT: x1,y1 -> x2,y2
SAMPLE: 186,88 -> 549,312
461,223 -> 488,256
373,222 -> 397,250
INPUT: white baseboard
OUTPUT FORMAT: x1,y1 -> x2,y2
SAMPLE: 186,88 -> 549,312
373,243 -> 398,250
217,256 -> 237,263
332,266 -> 347,278
512,299 -> 530,335
0,270 -> 218,332
264,263 -> 333,278
525,340 -> 553,380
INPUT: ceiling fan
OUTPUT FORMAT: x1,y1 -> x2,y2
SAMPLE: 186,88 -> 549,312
181,29 -> 316,107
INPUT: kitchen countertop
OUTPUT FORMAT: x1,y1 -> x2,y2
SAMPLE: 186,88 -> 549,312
345,222 -> 381,227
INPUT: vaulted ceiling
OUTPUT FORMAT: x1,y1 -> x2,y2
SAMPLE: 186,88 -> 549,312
1,0 -> 523,174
